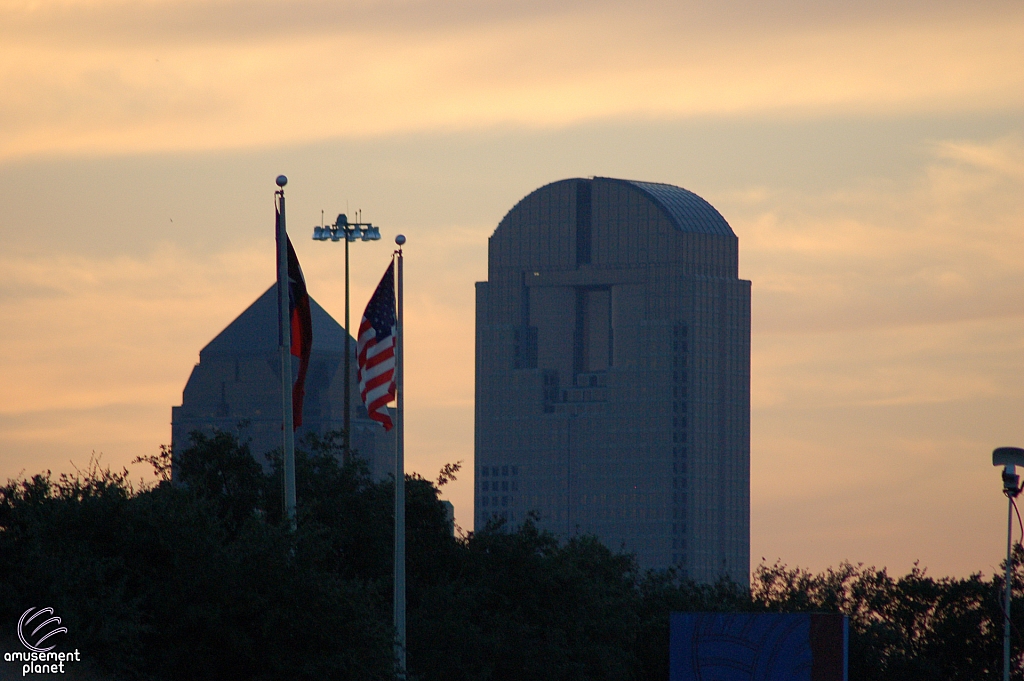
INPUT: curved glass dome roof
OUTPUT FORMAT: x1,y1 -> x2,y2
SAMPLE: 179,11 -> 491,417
599,177 -> 735,237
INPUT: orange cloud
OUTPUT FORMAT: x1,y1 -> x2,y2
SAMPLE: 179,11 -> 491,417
2,2 -> 1023,159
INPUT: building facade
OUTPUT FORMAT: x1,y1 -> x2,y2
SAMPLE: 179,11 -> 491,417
172,285 -> 394,480
475,177 -> 750,582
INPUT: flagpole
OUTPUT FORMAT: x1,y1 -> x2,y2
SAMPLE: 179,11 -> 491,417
275,175 -> 296,530
393,234 -> 406,678
344,230 -> 351,465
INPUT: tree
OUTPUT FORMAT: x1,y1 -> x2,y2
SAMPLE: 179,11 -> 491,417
753,559 -> 1021,680
4,432 -> 1022,681
0,435 -> 395,681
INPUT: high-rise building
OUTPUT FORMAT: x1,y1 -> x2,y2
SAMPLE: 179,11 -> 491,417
475,177 -> 750,582
172,285 -> 394,480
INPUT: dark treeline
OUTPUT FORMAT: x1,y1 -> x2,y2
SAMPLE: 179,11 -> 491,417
0,432 -> 1022,680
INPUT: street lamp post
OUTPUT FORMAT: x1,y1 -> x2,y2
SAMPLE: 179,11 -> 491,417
993,446 -> 1024,681
312,214 -> 382,464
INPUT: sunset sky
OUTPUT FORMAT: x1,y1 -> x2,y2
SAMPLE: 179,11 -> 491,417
2,0 -> 1023,578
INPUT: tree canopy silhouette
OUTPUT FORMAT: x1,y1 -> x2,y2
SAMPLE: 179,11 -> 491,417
0,432 -> 1021,680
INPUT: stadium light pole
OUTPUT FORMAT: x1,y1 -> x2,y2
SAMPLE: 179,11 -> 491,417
993,446 -> 1024,681
312,214 -> 382,464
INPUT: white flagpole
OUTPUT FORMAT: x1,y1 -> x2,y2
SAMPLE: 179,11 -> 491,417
393,235 -> 406,678
275,175 -> 296,530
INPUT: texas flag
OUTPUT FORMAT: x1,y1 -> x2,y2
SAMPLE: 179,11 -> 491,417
279,209 -> 313,429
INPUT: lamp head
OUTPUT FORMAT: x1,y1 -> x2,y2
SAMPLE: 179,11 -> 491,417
994,447 -> 1024,495
993,447 -> 1024,468
335,213 -> 348,228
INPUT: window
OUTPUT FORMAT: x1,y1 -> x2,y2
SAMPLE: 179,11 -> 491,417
575,288 -> 612,373
542,371 -> 560,410
513,326 -> 538,369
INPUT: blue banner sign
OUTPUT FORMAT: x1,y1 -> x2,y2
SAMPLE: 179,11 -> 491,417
670,612 -> 848,681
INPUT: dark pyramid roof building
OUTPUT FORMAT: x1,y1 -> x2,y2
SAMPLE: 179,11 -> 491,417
172,285 -> 394,479
199,286 -> 350,357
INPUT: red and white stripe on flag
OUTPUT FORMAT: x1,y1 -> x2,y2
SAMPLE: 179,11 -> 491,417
357,261 -> 397,431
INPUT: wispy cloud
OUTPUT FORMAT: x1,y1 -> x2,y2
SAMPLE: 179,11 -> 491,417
740,134 -> 1024,573
733,135 -> 1024,336
2,1 -> 1022,158
932,135 -> 1024,181
0,242 -> 281,406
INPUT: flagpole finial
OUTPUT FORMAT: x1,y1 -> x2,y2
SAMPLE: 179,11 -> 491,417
395,234 -> 406,245
276,175 -> 288,187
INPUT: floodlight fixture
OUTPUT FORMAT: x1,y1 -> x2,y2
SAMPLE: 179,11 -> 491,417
310,209 -> 383,465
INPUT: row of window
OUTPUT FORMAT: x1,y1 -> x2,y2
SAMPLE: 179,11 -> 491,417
523,492 -> 663,507
480,480 -> 517,493
478,510 -> 514,524
480,465 -> 519,477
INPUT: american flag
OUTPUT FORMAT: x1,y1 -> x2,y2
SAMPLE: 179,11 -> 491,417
357,260 -> 397,431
